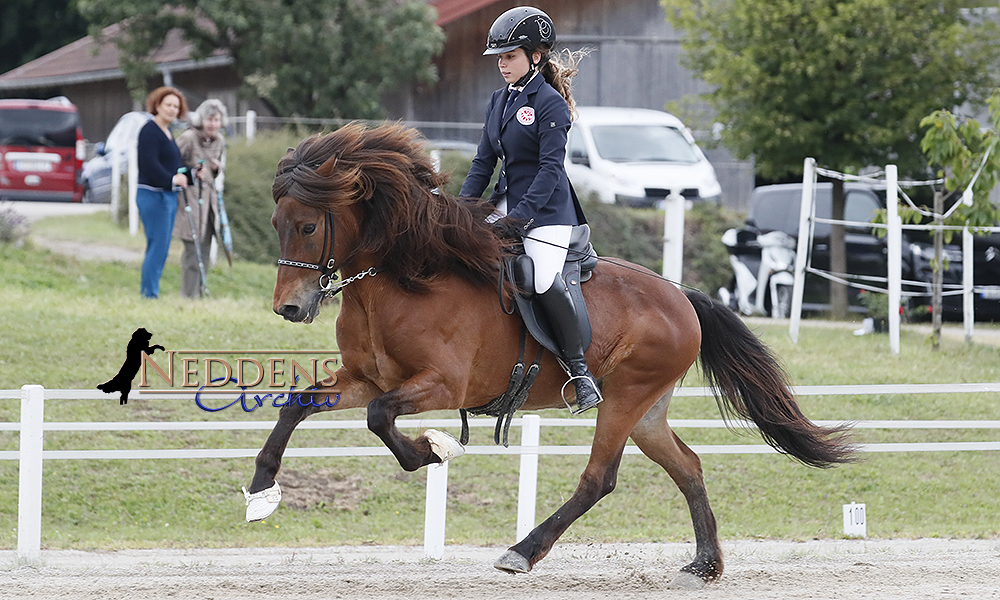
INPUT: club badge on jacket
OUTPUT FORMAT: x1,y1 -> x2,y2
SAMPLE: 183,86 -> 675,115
517,107 -> 535,125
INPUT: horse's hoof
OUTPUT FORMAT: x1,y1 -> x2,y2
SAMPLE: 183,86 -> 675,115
666,571 -> 706,590
425,429 -> 465,462
494,550 -> 531,573
243,482 -> 281,522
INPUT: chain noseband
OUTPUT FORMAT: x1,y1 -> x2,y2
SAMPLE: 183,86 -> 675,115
277,210 -> 376,297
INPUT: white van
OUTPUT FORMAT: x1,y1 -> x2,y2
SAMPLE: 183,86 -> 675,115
565,106 -> 722,207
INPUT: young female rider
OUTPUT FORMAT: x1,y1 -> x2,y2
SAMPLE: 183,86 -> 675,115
460,6 -> 601,413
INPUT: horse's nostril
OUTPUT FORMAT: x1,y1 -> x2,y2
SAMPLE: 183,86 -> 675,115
276,305 -> 301,321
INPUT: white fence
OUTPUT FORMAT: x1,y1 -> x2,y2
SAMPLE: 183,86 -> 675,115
3,383 -> 1000,563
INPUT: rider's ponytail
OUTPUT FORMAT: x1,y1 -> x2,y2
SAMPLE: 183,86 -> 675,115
538,48 -> 591,119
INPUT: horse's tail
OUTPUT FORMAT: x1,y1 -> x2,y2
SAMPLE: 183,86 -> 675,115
684,289 -> 856,468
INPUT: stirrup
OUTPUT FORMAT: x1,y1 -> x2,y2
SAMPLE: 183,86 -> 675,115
560,374 -> 604,415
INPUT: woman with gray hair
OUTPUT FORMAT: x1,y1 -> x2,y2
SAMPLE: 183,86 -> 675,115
174,99 -> 228,298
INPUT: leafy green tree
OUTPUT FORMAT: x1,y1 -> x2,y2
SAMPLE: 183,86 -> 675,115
662,0 -> 1000,318
915,92 -> 1000,348
77,0 -> 444,119
0,0 -> 88,77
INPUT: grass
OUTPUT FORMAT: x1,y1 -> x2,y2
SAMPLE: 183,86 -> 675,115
1,212 -> 999,551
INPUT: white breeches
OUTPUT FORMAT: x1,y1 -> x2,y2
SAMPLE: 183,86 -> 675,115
490,197 -> 572,294
524,225 -> 572,294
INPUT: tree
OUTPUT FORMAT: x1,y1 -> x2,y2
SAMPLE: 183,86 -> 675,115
77,0 -> 445,119
661,0 -> 1000,318
0,0 -> 88,78
917,92 -> 1000,349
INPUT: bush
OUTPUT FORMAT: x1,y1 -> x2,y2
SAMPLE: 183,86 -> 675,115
0,205 -> 30,246
224,130 -> 306,264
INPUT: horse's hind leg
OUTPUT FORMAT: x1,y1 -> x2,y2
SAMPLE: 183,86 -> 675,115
495,406 -> 636,573
630,392 -> 723,587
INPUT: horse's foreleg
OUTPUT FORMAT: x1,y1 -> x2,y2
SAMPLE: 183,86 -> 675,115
246,369 -> 378,503
495,408 -> 634,573
630,393 -> 723,587
367,370 -> 464,472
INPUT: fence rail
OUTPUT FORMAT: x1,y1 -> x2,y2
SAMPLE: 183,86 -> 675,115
4,383 -> 999,563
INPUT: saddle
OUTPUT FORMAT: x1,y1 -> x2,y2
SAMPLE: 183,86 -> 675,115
459,225 -> 599,448
502,224 -> 599,356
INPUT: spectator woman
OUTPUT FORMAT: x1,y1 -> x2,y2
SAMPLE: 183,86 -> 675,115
136,86 -> 191,298
174,99 -> 227,298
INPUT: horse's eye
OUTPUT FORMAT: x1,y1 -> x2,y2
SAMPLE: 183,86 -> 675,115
302,224 -> 317,235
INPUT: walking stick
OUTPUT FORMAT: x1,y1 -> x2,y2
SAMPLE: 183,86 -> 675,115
180,183 -> 210,296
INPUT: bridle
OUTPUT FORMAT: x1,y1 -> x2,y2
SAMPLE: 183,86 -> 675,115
276,209 -> 377,298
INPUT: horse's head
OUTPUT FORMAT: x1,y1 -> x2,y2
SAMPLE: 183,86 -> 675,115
270,123 -> 506,322
270,130 -> 367,323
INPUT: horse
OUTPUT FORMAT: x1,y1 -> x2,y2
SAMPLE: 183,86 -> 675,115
245,122 -> 854,587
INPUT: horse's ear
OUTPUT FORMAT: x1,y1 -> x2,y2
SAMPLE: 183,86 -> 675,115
317,154 -> 340,177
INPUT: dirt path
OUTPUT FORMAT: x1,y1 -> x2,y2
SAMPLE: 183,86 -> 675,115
3,539 -> 998,599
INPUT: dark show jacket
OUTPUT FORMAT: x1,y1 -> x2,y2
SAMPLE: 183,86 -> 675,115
461,72 -> 586,227
137,119 -> 189,190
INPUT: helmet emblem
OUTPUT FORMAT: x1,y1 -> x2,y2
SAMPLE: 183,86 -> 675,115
537,18 -> 551,40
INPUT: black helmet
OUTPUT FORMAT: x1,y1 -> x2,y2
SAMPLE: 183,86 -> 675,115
483,6 -> 555,56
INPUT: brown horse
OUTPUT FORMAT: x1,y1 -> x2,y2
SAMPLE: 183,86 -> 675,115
246,123 -> 854,587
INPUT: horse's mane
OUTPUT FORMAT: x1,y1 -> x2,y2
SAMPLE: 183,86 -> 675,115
272,123 -> 505,292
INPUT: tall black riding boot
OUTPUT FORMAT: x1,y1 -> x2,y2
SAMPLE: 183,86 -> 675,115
537,273 -> 603,413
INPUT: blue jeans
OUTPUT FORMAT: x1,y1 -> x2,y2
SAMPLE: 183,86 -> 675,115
137,187 -> 178,298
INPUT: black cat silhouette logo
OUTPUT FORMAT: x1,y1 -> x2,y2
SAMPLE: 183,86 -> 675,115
97,328 -> 165,405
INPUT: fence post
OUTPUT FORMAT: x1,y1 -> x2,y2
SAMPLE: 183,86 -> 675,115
127,145 -> 139,237
246,110 -> 257,142
789,157 -> 816,343
661,190 -> 685,285
886,165 -> 901,355
423,461 -> 448,559
963,226 -> 974,342
18,384 -> 44,563
516,414 -> 540,542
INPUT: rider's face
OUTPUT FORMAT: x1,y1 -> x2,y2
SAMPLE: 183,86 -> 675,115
498,49 -> 533,84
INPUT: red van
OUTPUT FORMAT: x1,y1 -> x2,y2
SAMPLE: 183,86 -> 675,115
0,97 -> 85,202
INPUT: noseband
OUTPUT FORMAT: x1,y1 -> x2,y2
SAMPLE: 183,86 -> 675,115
276,210 -> 342,296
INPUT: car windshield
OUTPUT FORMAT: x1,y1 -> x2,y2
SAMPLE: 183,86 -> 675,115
0,108 -> 78,147
589,125 -> 699,163
749,186 -> 882,238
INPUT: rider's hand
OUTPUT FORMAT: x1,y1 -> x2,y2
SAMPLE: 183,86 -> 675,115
492,217 -> 525,241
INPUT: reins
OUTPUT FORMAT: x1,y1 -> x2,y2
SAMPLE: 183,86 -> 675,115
517,233 -> 703,293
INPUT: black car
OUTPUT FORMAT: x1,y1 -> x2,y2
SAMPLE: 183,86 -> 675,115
741,183 -> 1000,320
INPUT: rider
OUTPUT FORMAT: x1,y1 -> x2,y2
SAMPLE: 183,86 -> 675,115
460,6 -> 602,413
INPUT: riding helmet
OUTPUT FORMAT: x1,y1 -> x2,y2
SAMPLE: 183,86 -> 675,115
483,6 -> 555,55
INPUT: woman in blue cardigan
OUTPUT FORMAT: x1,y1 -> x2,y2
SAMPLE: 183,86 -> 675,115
460,7 -> 600,413
136,86 -> 192,298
